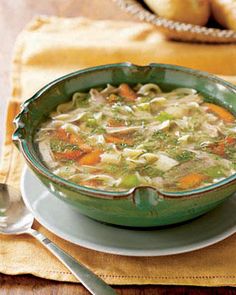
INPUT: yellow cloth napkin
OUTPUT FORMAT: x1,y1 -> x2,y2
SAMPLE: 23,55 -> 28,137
0,16 -> 236,286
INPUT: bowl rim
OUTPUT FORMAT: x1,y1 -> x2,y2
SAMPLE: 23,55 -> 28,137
13,62 -> 236,199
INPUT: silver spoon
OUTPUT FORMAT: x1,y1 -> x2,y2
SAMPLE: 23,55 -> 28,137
0,183 -> 116,295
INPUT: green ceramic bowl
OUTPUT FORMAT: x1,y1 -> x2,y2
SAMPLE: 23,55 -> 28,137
13,63 -> 236,227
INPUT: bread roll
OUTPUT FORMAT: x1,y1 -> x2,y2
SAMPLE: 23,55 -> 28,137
211,0 -> 236,30
144,0 -> 210,26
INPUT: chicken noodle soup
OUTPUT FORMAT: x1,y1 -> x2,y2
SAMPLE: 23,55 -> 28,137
36,83 -> 236,192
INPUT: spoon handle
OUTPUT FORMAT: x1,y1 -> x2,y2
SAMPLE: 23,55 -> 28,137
28,228 -> 116,295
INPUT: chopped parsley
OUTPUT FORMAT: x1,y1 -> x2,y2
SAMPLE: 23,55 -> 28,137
50,139 -> 80,152
175,150 -> 195,162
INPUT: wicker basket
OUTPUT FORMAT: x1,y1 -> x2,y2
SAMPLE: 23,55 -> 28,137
113,0 -> 236,43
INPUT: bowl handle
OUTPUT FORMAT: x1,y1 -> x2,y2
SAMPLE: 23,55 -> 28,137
133,187 -> 160,211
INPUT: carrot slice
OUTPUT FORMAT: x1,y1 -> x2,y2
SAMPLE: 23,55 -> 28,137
55,131 -> 92,152
105,135 -> 133,145
225,136 -> 236,145
78,150 -> 102,166
209,142 -> 225,156
203,103 -> 235,123
56,128 -> 68,141
69,133 -> 84,145
178,173 -> 206,190
54,150 -> 82,161
107,118 -> 125,127
208,136 -> 236,156
118,83 -> 137,102
69,134 -> 92,152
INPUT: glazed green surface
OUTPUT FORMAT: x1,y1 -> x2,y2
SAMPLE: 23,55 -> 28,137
13,63 -> 236,226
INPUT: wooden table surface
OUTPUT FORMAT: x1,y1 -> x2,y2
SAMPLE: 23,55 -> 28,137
0,1 -> 235,294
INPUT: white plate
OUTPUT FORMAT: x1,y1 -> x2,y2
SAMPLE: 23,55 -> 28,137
21,168 -> 236,256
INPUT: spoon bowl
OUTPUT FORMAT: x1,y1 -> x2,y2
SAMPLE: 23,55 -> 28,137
0,184 -> 33,234
0,183 -> 116,295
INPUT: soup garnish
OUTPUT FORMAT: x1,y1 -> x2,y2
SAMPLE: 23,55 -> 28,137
36,83 -> 236,192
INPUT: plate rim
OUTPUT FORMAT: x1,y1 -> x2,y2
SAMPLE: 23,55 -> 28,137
21,167 -> 236,257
